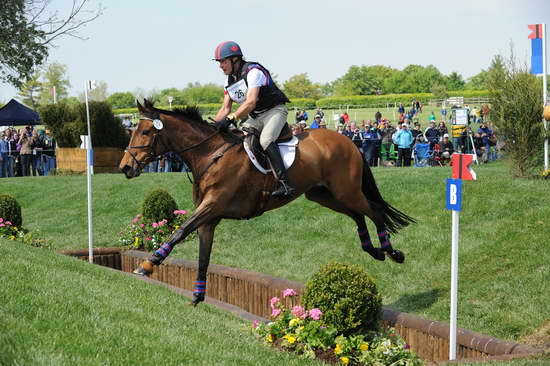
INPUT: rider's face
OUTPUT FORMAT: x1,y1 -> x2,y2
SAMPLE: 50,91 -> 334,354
218,59 -> 232,75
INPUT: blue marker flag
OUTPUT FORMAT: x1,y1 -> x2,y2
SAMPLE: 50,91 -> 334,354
446,179 -> 462,211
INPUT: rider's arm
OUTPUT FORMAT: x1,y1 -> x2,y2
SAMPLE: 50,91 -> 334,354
233,86 -> 259,120
215,93 -> 233,121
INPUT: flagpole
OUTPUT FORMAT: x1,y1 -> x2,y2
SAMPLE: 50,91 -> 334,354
84,81 -> 94,263
543,23 -> 548,171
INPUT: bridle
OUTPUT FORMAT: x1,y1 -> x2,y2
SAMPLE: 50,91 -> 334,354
125,116 -> 169,172
125,115 -> 225,174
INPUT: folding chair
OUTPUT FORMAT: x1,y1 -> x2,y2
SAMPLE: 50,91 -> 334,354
413,142 -> 431,167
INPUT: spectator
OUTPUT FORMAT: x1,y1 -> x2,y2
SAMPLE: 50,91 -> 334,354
310,115 -> 321,129
41,129 -> 56,176
424,121 -> 440,148
481,104 -> 491,122
471,106 -> 480,123
7,129 -> 18,177
342,112 -> 350,124
380,121 -> 396,161
393,123 -> 414,167
362,123 -> 381,166
315,108 -> 324,120
411,123 -> 423,144
374,111 -> 382,123
477,122 -> 495,162
350,127 -> 363,151
437,121 -> 448,140
319,120 -> 327,129
336,125 -> 344,134
429,112 -> 436,122
440,134 -> 454,163
302,110 -> 309,122
30,129 -> 43,176
18,128 -> 33,176
0,131 -> 8,178
291,123 -> 303,135
342,124 -> 353,139
440,105 -> 448,120
398,103 -> 405,114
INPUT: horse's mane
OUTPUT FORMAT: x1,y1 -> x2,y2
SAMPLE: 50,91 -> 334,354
154,105 -> 210,126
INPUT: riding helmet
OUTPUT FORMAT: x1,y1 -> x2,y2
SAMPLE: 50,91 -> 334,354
213,41 -> 243,61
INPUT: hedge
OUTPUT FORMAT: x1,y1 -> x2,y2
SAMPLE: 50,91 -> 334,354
113,91 -> 490,115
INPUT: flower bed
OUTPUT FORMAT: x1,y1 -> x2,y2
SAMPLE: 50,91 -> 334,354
253,289 -> 422,365
0,217 -> 50,248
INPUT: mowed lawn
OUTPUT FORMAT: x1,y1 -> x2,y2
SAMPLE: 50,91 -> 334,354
2,160 -> 549,344
0,239 -> 324,366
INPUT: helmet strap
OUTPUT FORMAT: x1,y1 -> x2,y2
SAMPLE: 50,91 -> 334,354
230,57 -> 243,76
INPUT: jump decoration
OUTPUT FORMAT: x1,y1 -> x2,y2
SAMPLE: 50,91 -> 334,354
253,290 -> 421,365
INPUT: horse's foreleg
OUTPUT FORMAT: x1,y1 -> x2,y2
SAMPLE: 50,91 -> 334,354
374,226 -> 405,263
133,200 -> 217,276
190,220 -> 219,306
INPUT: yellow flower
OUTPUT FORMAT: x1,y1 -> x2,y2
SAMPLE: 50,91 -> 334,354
360,342 -> 369,351
265,334 -> 273,343
289,318 -> 300,327
9,235 -> 16,240
296,326 -> 304,334
283,334 -> 296,344
334,344 -> 342,355
133,237 -> 140,247
340,356 -> 349,365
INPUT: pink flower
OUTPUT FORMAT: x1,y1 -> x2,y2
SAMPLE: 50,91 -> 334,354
139,224 -> 145,228
5,221 -> 11,226
158,220 -> 166,227
404,344 -> 410,349
291,305 -> 306,318
152,222 -> 158,228
131,217 -> 140,224
146,237 -> 152,241
252,320 -> 260,329
270,296 -> 280,309
0,224 -> 4,227
309,308 -> 323,320
173,210 -> 188,215
0,218 -> 3,223
271,308 -> 281,318
283,288 -> 297,298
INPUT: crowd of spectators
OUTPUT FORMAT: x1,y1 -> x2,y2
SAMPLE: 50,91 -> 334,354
291,100 -> 498,168
0,126 -> 56,178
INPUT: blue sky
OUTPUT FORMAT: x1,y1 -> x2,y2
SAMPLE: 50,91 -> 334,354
1,0 -> 549,102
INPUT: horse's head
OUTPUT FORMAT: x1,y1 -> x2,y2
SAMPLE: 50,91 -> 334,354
119,99 -> 168,179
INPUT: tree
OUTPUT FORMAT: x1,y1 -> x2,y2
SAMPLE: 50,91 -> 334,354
488,52 -> 546,177
0,0 -> 102,87
332,65 -> 391,96
384,64 -> 445,93
445,72 -> 465,91
465,70 -> 489,90
17,70 -> 42,109
38,62 -> 71,104
181,82 -> 223,104
431,83 -> 448,100
107,92 -> 136,109
283,73 -> 322,99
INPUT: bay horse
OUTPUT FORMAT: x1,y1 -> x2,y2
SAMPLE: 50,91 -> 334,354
119,99 -> 414,306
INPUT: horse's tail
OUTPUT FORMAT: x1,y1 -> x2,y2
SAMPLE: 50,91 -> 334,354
361,156 -> 415,234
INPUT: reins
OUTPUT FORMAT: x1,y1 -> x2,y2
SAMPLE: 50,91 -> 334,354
126,115 -> 241,184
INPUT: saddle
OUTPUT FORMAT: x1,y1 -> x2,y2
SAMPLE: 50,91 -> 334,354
242,124 -> 294,171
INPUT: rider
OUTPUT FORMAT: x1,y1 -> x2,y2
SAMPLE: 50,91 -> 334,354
212,41 -> 295,197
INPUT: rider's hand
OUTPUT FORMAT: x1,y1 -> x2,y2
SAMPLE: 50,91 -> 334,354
215,113 -> 236,132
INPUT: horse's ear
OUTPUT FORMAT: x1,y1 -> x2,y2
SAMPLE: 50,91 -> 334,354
143,98 -> 154,109
136,99 -> 145,113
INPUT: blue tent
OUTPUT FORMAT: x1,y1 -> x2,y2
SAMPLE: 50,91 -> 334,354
0,99 -> 41,126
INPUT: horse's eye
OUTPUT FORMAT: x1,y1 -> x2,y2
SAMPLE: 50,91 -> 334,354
142,130 -> 151,135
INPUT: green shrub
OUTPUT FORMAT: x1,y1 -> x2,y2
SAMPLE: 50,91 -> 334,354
0,195 -> 22,228
142,189 -> 177,223
302,262 -> 382,336
75,101 -> 129,148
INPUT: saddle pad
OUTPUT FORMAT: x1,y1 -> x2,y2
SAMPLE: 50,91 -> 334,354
244,136 -> 299,175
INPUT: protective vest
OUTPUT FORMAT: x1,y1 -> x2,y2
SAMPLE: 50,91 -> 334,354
225,61 -> 290,117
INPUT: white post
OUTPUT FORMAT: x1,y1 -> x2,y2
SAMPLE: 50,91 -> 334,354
449,209 -> 460,360
84,82 -> 94,264
52,86 -> 57,104
542,23 -> 548,171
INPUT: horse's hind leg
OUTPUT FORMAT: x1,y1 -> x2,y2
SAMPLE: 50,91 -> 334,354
305,187 -> 385,261
331,188 -> 405,264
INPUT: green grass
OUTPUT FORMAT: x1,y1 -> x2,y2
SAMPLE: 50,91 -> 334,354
2,161 -> 549,344
0,239 -> 324,366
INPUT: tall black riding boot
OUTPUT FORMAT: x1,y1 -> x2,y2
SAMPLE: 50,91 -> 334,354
265,142 -> 296,197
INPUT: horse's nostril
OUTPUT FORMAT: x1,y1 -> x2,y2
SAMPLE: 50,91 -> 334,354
121,165 -> 131,174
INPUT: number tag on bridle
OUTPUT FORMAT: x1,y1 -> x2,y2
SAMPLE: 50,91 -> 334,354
153,119 -> 164,130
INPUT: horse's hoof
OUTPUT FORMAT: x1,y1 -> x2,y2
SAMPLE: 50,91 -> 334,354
363,246 -> 386,261
133,260 -> 154,276
190,293 -> 205,306
387,249 -> 405,264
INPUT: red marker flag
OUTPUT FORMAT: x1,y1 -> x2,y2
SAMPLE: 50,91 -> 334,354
451,153 -> 476,180
528,24 -> 544,74
528,24 -> 543,39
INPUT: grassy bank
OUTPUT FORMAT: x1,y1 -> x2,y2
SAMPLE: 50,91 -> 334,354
2,161 -> 549,343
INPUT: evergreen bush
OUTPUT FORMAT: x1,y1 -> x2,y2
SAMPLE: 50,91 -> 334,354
0,195 -> 22,228
302,262 -> 382,336
142,189 -> 177,223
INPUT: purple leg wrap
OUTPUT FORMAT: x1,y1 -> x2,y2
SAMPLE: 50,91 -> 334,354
377,230 -> 391,249
154,242 -> 174,260
358,228 -> 373,250
193,280 -> 207,294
